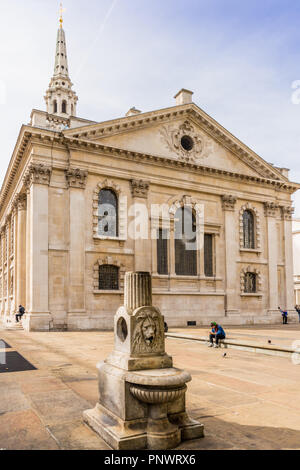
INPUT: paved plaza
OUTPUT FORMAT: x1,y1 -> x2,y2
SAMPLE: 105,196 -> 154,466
0,324 -> 300,450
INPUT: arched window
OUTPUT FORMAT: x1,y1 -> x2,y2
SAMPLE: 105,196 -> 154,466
243,210 -> 255,249
98,189 -> 118,237
175,207 -> 197,276
99,265 -> 119,290
62,100 -> 67,114
244,272 -> 257,293
53,100 -> 58,113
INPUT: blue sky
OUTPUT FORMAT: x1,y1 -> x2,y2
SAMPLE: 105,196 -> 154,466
1,0 -> 300,212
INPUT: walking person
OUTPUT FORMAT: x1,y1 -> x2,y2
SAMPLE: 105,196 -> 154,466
208,322 -> 226,348
295,305 -> 300,323
16,305 -> 25,323
278,307 -> 288,325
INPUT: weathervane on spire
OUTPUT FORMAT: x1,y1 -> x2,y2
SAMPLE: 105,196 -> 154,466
59,2 -> 66,28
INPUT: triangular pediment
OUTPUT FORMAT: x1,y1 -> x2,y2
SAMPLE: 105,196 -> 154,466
64,103 -> 287,182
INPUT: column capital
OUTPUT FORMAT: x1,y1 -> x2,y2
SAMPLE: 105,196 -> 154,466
14,193 -> 27,212
264,201 -> 279,217
221,194 -> 237,211
65,168 -> 88,189
5,213 -> 11,226
23,163 -> 52,188
130,179 -> 150,199
280,205 -> 294,221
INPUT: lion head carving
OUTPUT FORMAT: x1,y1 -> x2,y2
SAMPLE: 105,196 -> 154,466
132,309 -> 163,354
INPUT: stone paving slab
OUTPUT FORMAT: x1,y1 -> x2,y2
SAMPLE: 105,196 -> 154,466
0,327 -> 299,450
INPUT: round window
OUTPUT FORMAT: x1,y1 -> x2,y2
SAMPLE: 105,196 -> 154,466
181,135 -> 194,152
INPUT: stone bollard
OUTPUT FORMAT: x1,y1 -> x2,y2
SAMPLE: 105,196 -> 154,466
83,272 -> 204,450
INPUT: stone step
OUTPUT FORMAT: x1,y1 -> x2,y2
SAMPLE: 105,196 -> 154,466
166,332 -> 297,359
4,321 -> 24,331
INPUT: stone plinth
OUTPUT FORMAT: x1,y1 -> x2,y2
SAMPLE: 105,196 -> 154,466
83,272 -> 204,450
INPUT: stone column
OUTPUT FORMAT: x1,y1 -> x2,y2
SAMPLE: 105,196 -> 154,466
124,271 -> 152,311
5,215 -> 11,318
281,205 -> 295,312
264,202 -> 279,313
130,179 -> 151,272
15,193 -> 27,311
66,168 -> 88,329
25,186 -> 31,312
23,164 -> 52,331
10,206 -> 18,317
222,195 -> 239,315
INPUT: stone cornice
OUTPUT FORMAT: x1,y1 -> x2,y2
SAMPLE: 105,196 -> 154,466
64,136 -> 299,192
63,103 -> 287,182
0,127 -> 63,217
0,124 -> 299,220
65,168 -> 88,189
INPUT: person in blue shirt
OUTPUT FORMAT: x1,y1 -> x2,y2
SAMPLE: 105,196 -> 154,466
278,307 -> 288,324
208,322 -> 226,348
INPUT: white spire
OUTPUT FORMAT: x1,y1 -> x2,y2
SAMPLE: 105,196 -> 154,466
44,6 -> 78,118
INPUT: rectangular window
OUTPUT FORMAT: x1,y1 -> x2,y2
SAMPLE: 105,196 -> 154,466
157,229 -> 168,275
204,234 -> 214,277
99,265 -> 119,290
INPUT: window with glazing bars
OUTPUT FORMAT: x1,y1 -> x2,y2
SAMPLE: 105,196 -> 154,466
99,265 -> 119,290
244,272 -> 257,293
204,234 -> 214,277
157,229 -> 168,275
243,210 -> 255,249
98,189 -> 118,237
175,207 -> 197,276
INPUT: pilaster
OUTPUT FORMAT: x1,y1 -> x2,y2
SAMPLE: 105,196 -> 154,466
280,205 -> 295,311
22,164 -> 52,331
264,202 -> 279,313
15,193 -> 27,313
222,195 -> 239,314
66,168 -> 88,327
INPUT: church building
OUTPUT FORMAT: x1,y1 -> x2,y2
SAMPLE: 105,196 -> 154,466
0,15 -> 299,331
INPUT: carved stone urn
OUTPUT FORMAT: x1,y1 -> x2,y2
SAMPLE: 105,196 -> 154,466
83,272 -> 204,450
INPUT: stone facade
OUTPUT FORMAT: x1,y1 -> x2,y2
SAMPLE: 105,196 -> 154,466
293,218 -> 300,305
0,23 -> 299,331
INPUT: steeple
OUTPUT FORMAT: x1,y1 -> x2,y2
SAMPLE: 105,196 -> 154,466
44,4 -> 78,118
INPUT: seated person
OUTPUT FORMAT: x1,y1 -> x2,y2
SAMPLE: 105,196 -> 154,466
209,322 -> 226,348
16,305 -> 25,323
